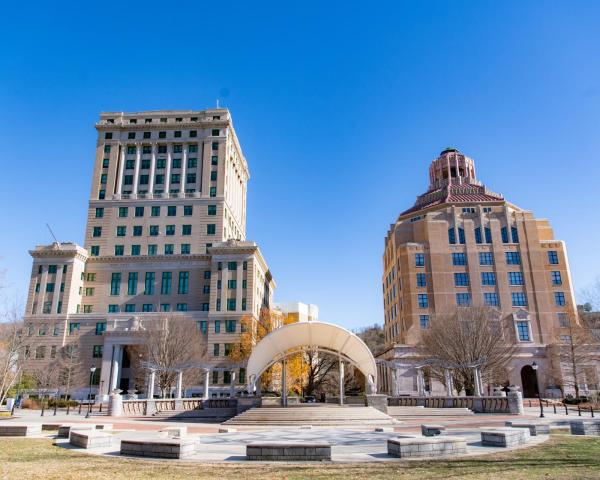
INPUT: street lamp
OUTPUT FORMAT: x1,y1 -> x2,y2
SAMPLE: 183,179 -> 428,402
85,366 -> 96,419
531,362 -> 545,418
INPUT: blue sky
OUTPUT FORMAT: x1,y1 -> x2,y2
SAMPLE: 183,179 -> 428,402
1,1 -> 599,329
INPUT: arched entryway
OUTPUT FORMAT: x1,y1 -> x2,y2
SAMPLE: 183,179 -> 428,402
520,365 -> 539,398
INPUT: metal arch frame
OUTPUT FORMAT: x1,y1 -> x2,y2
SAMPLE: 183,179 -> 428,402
247,345 -> 369,391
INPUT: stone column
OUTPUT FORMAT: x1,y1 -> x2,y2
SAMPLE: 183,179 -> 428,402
50,265 -> 63,314
339,359 -> 345,405
147,369 -> 156,399
181,145 -> 187,194
416,368 -> 424,396
281,359 -> 287,407
202,369 -> 210,400
230,371 -> 236,398
165,145 -> 172,194
507,386 -> 524,415
473,367 -> 482,397
37,266 -> 48,314
175,370 -> 183,399
109,345 -> 122,392
116,147 -> 125,195
148,143 -> 156,195
132,143 -> 141,195
444,369 -> 453,397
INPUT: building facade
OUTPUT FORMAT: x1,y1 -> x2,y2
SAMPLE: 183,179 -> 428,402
377,148 -> 597,398
23,109 -> 276,399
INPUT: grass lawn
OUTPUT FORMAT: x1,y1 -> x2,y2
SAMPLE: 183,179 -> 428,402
0,435 -> 599,480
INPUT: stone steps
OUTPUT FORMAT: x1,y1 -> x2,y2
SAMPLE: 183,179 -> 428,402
224,406 -> 397,426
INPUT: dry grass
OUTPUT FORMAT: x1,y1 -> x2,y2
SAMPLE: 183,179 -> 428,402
0,435 -> 599,480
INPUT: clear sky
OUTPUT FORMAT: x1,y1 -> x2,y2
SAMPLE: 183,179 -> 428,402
1,1 -> 599,329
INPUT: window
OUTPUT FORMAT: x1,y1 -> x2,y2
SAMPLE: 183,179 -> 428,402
209,187 -> 217,197
125,159 -> 135,169
38,324 -> 47,336
415,253 -> 425,267
183,205 -> 193,216
484,292 -> 499,306
114,245 -> 124,256
102,158 -> 109,168
484,227 -> 492,243
141,159 -> 150,169
474,227 -> 482,244
151,206 -> 160,217
224,344 -> 231,356
501,226 -> 509,243
166,225 -> 175,236
124,175 -> 133,185
516,321 -> 530,341
176,303 -> 188,311
132,226 -> 142,237
239,368 -> 246,384
454,273 -> 469,287
448,228 -> 456,244
419,315 -> 429,329
148,245 -> 157,255
93,345 -> 103,358
212,141 -> 219,151
53,324 -> 60,336
95,322 -> 106,335
212,370 -> 219,383
149,225 -> 159,236
84,287 -> 94,296
187,158 -> 197,168
116,226 -> 126,236
481,272 -> 496,286
93,226 -> 102,237
225,320 -> 236,333
35,346 -> 46,359
46,282 -> 55,292
511,292 -> 528,307
172,158 -> 182,169
479,252 -> 494,265
508,271 -> 524,285
227,299 -> 236,311
242,298 -> 247,310
161,272 -> 172,295
458,227 -> 465,244
186,173 -> 196,184
69,322 -> 80,335
554,292 -> 566,306
160,303 -> 171,312
197,321 -> 207,334
190,131 -> 197,138
171,173 -> 180,184
213,344 -> 220,356
505,252 -> 521,265
181,244 -> 190,254
452,293 -> 470,307
551,271 -> 562,285
207,205 -> 217,216
548,251 -> 559,264
155,174 -> 164,185
142,304 -> 153,312
131,245 -> 141,256
105,132 -> 113,140
145,272 -> 155,295
416,273 -> 426,287
164,244 -> 174,255
104,145 -> 111,153
242,280 -> 247,289
118,207 -> 128,218
174,131 -> 182,138
227,261 -> 237,271
418,294 -> 428,308
158,131 -> 166,138
95,208 -> 104,218
228,279 -> 237,289
211,155 -> 218,165
557,313 -> 568,328
173,145 -> 182,153
452,253 -> 467,266
99,189 -> 106,199
127,272 -> 138,295
207,224 -> 216,235
158,146 -> 167,154
90,246 -> 100,256
511,226 -> 519,243
210,171 -> 217,181
560,335 -> 572,343
125,304 -> 136,312
182,225 -> 192,235
216,299 -> 221,311
110,273 -> 121,295
178,271 -> 189,294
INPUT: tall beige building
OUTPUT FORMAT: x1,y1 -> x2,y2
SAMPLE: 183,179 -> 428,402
23,109 -> 275,398
377,148 -> 594,398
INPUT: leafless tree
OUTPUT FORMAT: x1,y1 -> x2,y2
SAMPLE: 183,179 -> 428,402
142,315 -> 208,397
581,277 -> 600,311
55,344 -> 87,399
303,350 -> 338,397
418,306 -> 516,395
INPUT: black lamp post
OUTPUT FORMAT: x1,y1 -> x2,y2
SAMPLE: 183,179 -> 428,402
532,362 -> 545,418
85,366 -> 96,418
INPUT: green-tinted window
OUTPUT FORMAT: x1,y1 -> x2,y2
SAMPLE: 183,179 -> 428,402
207,205 -> 217,215
128,272 -> 138,295
131,245 -> 141,256
118,207 -> 128,218
167,206 -> 176,216
151,206 -> 161,217
184,205 -> 193,216
110,273 -> 121,295
207,224 -> 216,235
95,208 -> 104,218
161,272 -> 172,295
178,271 -> 189,294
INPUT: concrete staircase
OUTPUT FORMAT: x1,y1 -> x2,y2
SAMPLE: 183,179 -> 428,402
388,406 -> 474,418
224,405 -> 398,426
151,407 -> 237,421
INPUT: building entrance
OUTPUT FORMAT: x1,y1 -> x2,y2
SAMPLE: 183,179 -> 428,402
520,365 -> 538,398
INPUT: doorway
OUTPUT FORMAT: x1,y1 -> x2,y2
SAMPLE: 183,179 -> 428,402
520,365 -> 538,398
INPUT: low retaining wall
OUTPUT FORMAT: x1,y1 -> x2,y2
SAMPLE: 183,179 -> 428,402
505,421 -> 550,436
69,430 -> 113,449
0,424 -> 42,436
480,428 -> 529,447
388,396 -> 510,413
120,438 -> 197,459
570,420 -> 600,436
387,436 -> 467,458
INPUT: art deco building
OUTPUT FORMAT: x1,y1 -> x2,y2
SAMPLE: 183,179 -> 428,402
23,108 -> 275,398
377,148 -> 592,398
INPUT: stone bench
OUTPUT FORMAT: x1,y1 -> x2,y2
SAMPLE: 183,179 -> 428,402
387,436 -> 467,458
480,428 -> 530,447
158,426 -> 187,438
42,423 -> 62,431
69,430 -> 114,449
246,442 -> 331,461
570,420 -> 600,436
57,424 -> 95,438
120,438 -> 197,459
0,423 -> 42,436
505,421 -> 550,436
421,424 -> 446,437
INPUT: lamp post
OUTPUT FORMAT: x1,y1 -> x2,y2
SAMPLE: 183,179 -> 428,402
531,362 -> 544,418
85,366 -> 96,419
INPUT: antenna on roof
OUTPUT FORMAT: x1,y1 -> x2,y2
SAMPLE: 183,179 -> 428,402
216,99 -> 220,108
46,223 -> 61,248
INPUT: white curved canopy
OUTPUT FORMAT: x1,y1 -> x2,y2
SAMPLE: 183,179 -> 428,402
246,321 -> 377,391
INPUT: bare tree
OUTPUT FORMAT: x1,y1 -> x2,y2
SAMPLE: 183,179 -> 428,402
581,277 -> 600,311
303,350 -> 338,397
143,315 -> 208,397
55,344 -> 87,399
418,307 -> 516,395
554,310 -> 596,399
